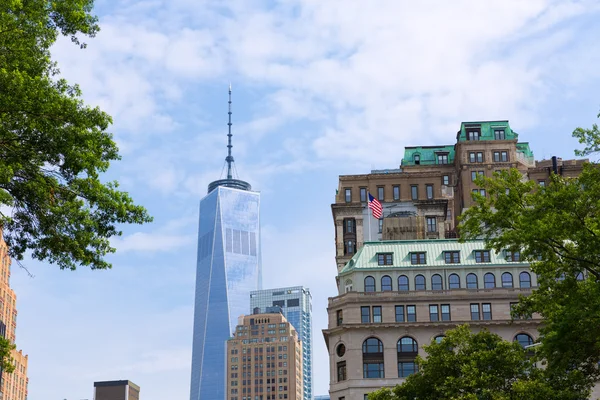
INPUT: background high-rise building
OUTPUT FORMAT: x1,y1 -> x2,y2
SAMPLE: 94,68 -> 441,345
314,396 -> 330,400
94,380 -> 140,400
251,287 -> 313,400
190,87 -> 262,400
0,232 -> 28,400
227,311 -> 303,400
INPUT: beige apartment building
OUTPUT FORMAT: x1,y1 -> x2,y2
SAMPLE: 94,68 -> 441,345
227,312 -> 303,400
332,120 -> 586,273
0,233 -> 28,400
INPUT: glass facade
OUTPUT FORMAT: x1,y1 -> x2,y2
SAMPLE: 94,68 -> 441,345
189,185 -> 261,400
250,286 -> 313,400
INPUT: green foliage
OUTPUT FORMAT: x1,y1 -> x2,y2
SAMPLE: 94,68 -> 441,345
573,111 -> 600,156
0,336 -> 15,374
0,0 -> 152,270
367,325 -> 574,400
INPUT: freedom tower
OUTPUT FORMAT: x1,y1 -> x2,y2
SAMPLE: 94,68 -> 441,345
189,87 -> 261,400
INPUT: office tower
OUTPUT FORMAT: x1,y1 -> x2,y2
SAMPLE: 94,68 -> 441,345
227,311 -> 303,400
250,287 -> 313,400
190,87 -> 262,400
94,380 -> 140,400
0,232 -> 28,400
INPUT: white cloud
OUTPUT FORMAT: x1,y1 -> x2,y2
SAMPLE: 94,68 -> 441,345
112,231 -> 194,253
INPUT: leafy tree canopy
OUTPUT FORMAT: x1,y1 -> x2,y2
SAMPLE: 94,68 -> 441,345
0,0 -> 152,270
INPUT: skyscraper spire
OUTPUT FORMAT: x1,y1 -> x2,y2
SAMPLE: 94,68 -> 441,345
226,83 -> 234,180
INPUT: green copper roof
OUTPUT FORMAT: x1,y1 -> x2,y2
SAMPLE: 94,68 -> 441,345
401,145 -> 455,166
340,239 -> 526,274
516,142 -> 534,158
456,120 -> 517,142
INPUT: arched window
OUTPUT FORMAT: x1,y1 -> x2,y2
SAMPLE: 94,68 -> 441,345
519,272 -> 531,288
415,274 -> 426,290
414,154 -> 421,165
466,273 -> 478,289
365,276 -> 376,292
397,337 -> 418,377
514,333 -> 534,348
448,274 -> 460,289
502,272 -> 513,288
381,275 -> 393,291
434,335 -> 445,344
344,279 -> 353,293
431,274 -> 443,290
398,275 -> 409,291
363,338 -> 384,378
484,273 -> 496,289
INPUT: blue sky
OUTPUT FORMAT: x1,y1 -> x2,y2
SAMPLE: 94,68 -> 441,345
10,0 -> 600,398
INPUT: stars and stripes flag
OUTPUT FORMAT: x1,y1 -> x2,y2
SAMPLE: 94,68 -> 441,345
368,192 -> 383,219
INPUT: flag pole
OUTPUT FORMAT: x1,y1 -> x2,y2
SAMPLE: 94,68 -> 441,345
367,193 -> 372,242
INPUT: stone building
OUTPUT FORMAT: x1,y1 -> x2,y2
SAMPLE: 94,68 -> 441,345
227,312 -> 303,400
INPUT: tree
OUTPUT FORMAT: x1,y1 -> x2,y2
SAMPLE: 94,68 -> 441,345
367,325 -> 573,400
459,112 -> 600,394
0,0 -> 152,271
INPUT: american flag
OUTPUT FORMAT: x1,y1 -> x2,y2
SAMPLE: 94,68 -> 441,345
368,192 -> 383,219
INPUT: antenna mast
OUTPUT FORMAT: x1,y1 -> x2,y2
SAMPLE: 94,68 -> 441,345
226,84 -> 234,180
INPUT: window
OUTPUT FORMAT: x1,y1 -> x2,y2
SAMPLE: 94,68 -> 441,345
414,154 -> 420,165
501,272 -> 513,288
475,250 -> 490,263
411,252 -> 426,265
381,276 -> 392,291
398,275 -> 409,291
415,275 -> 426,290
467,130 -> 481,140
506,250 -> 521,262
484,273 -> 496,288
448,274 -> 460,289
373,306 -> 382,323
360,188 -> 367,202
344,218 -> 355,234
344,279 -> 353,293
377,187 -> 384,201
431,274 -> 443,290
441,304 -> 451,321
336,310 -> 343,326
426,184 -> 434,199
444,251 -> 460,264
437,153 -> 449,164
378,218 -> 383,234
397,337 -> 418,378
377,253 -> 393,265
514,333 -> 534,348
482,303 -> 492,320
494,129 -> 506,140
287,298 -> 299,307
466,273 -> 478,289
344,240 -> 355,255
470,303 -> 480,320
395,305 -> 405,322
364,276 -> 376,292
471,170 -> 484,182
493,151 -> 509,162
344,188 -> 352,203
361,306 -> 371,323
538,180 -> 546,187
442,175 -> 450,185
337,361 -> 347,381
429,305 -> 439,322
363,338 -> 384,379
469,152 -> 484,163
434,335 -> 445,344
411,185 -> 418,200
407,305 -> 416,322
393,185 -> 400,200
519,272 -> 531,288
472,188 -> 486,198
426,217 -> 437,232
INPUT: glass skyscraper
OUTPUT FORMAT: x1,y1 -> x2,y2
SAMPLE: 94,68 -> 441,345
189,87 -> 262,400
250,286 -> 313,400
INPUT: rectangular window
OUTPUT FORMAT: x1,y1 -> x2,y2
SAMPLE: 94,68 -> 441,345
360,187 -> 367,202
286,298 -> 299,307
437,154 -> 449,164
378,218 -> 383,234
467,130 -> 481,140
444,251 -> 460,264
482,303 -> 492,320
506,250 -> 521,262
361,306 -> 371,323
470,303 -> 480,320
475,250 -> 490,263
494,129 -> 505,140
494,151 -> 509,162
471,170 -> 484,182
407,305 -> 416,322
345,188 -> 352,203
411,185 -> 418,200
426,216 -> 437,233
373,306 -> 382,323
377,186 -> 384,201
441,304 -> 451,321
426,184 -> 434,199
469,152 -> 484,163
363,363 -> 384,379
337,361 -> 347,382
377,253 -> 393,265
429,305 -> 439,322
344,240 -> 355,255
393,185 -> 400,200
477,152 -> 483,162
442,175 -> 450,185
538,180 -> 546,187
343,218 -> 355,234
410,252 -> 426,265
395,305 -> 405,322
336,310 -> 343,326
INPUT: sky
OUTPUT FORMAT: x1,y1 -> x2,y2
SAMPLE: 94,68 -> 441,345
9,0 -> 600,399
